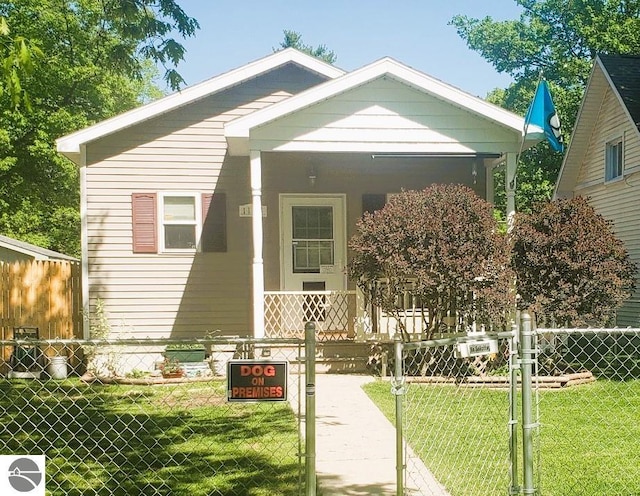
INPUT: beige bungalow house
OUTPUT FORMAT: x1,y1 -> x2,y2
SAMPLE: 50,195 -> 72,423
555,54 -> 640,326
57,48 -> 541,340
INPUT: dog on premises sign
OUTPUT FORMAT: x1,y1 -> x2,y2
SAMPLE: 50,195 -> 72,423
227,360 -> 288,402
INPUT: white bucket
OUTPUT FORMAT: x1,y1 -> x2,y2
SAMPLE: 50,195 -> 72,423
47,356 -> 68,379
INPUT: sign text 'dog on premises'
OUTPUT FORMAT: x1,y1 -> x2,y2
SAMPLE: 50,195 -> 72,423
227,360 -> 288,402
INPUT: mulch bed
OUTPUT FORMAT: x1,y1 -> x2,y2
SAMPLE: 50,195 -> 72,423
405,371 -> 595,389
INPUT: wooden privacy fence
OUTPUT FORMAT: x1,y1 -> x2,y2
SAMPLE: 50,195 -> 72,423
0,260 -> 82,340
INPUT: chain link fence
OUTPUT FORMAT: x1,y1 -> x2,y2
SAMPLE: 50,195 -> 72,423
535,327 -> 640,496
397,333 -> 515,496
395,325 -> 640,496
0,336 -> 305,495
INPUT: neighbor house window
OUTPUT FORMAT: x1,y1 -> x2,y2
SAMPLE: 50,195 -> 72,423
132,192 -> 226,254
605,137 -> 623,182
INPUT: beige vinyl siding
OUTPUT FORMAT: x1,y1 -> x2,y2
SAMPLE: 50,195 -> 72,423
84,64 -> 326,338
575,87 -> 639,187
572,86 -> 640,326
251,77 -> 520,154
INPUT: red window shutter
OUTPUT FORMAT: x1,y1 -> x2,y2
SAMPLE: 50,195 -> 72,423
132,193 -> 157,253
202,192 -> 227,252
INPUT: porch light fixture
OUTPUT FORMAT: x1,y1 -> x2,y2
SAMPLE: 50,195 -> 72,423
308,165 -> 317,187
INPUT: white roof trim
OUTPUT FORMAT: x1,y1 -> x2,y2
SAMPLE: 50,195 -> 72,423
56,48 -> 345,163
225,57 -> 536,154
0,235 -> 78,261
553,58 -> 601,199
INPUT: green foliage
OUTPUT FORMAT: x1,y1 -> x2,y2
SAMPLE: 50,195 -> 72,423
511,196 -> 636,326
348,184 -> 513,339
89,299 -> 112,340
451,0 -> 640,212
0,16 -> 43,110
0,1 -> 199,256
275,30 -> 337,64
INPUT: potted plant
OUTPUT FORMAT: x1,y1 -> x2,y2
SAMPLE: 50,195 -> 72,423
160,357 -> 184,379
164,343 -> 206,363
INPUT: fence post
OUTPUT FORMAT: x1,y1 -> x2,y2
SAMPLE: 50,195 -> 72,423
509,319 -> 521,495
305,322 -> 316,496
393,334 -> 404,496
520,312 -> 536,495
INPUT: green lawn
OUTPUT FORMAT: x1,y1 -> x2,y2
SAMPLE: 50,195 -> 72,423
364,379 -> 640,496
0,379 -> 302,496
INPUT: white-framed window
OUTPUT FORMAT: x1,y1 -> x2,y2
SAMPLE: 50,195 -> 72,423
605,137 -> 624,182
132,191 -> 227,254
160,192 -> 201,252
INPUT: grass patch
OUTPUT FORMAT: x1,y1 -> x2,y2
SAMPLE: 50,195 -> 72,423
364,379 -> 640,496
0,378 -> 301,495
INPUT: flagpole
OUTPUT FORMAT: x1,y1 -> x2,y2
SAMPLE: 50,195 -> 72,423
507,71 -> 545,231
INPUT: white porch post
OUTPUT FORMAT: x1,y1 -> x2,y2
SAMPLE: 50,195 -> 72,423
506,152 -> 517,230
250,150 -> 265,338
486,162 -> 495,205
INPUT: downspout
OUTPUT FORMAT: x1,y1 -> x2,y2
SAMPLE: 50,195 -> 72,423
250,150 -> 265,338
485,160 -> 495,205
79,144 -> 90,339
506,152 -> 517,230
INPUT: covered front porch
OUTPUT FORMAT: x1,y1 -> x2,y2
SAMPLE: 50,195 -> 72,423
223,57 -> 540,340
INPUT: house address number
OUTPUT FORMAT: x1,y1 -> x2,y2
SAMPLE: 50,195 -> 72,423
239,204 -> 267,217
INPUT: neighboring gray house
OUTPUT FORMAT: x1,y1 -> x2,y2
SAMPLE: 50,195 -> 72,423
555,54 -> 640,326
56,49 -> 541,339
0,234 -> 77,263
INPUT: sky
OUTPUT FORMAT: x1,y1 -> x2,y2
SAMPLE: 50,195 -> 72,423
171,0 -> 524,98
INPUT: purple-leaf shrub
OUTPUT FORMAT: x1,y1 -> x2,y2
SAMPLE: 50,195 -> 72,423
348,184 -> 512,340
511,196 -> 636,326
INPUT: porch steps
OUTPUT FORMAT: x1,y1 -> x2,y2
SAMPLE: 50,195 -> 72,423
315,342 -> 372,374
267,341 -> 376,374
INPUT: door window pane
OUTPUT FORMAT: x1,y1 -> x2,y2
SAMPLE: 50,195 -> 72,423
293,206 -> 333,239
292,206 -> 334,273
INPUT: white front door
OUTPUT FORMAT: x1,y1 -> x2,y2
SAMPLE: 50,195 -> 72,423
280,195 -> 347,292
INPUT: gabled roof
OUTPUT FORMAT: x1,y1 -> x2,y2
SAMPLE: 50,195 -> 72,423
56,49 -> 345,164
555,54 -> 640,197
0,235 -> 78,261
599,54 -> 640,130
225,56 -> 541,155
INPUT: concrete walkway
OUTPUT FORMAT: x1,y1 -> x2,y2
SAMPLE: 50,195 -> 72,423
313,374 -> 448,496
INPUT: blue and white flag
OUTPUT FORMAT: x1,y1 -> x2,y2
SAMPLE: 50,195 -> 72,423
525,79 -> 564,152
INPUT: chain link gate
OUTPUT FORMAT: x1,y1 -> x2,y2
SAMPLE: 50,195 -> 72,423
0,337 -> 307,495
394,329 -> 519,495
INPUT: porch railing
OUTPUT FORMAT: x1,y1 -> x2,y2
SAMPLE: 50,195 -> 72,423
264,289 -> 433,341
264,291 -> 358,341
